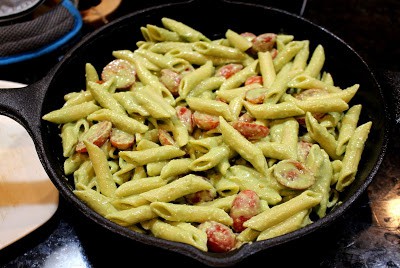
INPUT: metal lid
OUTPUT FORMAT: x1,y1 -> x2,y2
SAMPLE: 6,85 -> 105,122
0,0 -> 46,22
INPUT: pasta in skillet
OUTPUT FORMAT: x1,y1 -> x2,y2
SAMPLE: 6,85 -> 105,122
42,17 -> 372,253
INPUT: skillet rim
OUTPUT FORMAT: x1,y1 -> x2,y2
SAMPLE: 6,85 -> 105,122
40,1 -> 389,266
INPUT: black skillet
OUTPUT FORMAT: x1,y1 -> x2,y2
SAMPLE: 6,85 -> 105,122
0,0 -> 392,266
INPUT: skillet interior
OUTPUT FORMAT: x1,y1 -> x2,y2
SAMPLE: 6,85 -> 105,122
39,0 -> 388,266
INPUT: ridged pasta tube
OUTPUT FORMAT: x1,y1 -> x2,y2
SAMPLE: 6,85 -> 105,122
193,41 -> 247,60
243,190 -> 321,231
139,174 -> 213,203
336,104 -> 362,155
74,188 -> 117,217
305,112 -> 339,160
146,24 -> 182,42
42,101 -> 101,124
336,122 -> 372,191
143,219 -> 208,251
150,201 -> 233,226
87,109 -> 148,135
106,205 -> 157,226
119,145 -> 185,166
307,145 -> 333,218
189,145 -> 231,171
85,141 -> 117,198
219,116 -> 267,174
115,176 -> 167,198
88,80 -> 126,115
178,60 -> 214,99
256,209 -> 310,241
161,17 -> 210,42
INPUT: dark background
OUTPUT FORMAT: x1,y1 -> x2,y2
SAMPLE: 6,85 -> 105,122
1,0 -> 399,84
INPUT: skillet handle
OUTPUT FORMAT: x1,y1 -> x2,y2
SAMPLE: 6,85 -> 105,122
0,76 -> 50,142
376,69 -> 400,129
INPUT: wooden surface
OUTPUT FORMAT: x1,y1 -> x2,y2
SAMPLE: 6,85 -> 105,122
0,82 -> 59,250
80,0 -> 122,25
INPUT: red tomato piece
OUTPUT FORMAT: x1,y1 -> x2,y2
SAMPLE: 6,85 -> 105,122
184,188 -> 217,205
229,190 -> 261,233
110,128 -> 135,150
238,112 -> 255,123
273,159 -> 315,190
244,75 -> 263,86
240,32 -> 256,42
215,64 -> 243,79
215,96 -> 228,103
296,112 -> 325,126
175,106 -> 194,133
159,69 -> 182,96
244,88 -> 267,104
270,48 -> 279,59
158,129 -> 175,146
251,33 -> 277,53
101,59 -> 136,89
294,88 -> 329,100
198,221 -> 236,253
192,111 -> 220,131
232,121 -> 269,140
297,140 -> 313,163
76,121 -> 112,153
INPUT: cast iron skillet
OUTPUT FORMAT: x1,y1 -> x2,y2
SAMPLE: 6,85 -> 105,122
0,0 -> 390,266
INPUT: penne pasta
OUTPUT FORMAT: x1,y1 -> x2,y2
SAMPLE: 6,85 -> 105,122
42,18 -> 372,253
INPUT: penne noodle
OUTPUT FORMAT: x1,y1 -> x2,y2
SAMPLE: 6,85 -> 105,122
43,18 -> 372,253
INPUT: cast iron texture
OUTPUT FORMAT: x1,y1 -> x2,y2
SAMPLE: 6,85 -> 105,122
0,0 -> 390,266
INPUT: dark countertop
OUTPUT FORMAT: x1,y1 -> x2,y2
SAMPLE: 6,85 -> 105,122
0,0 -> 399,267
